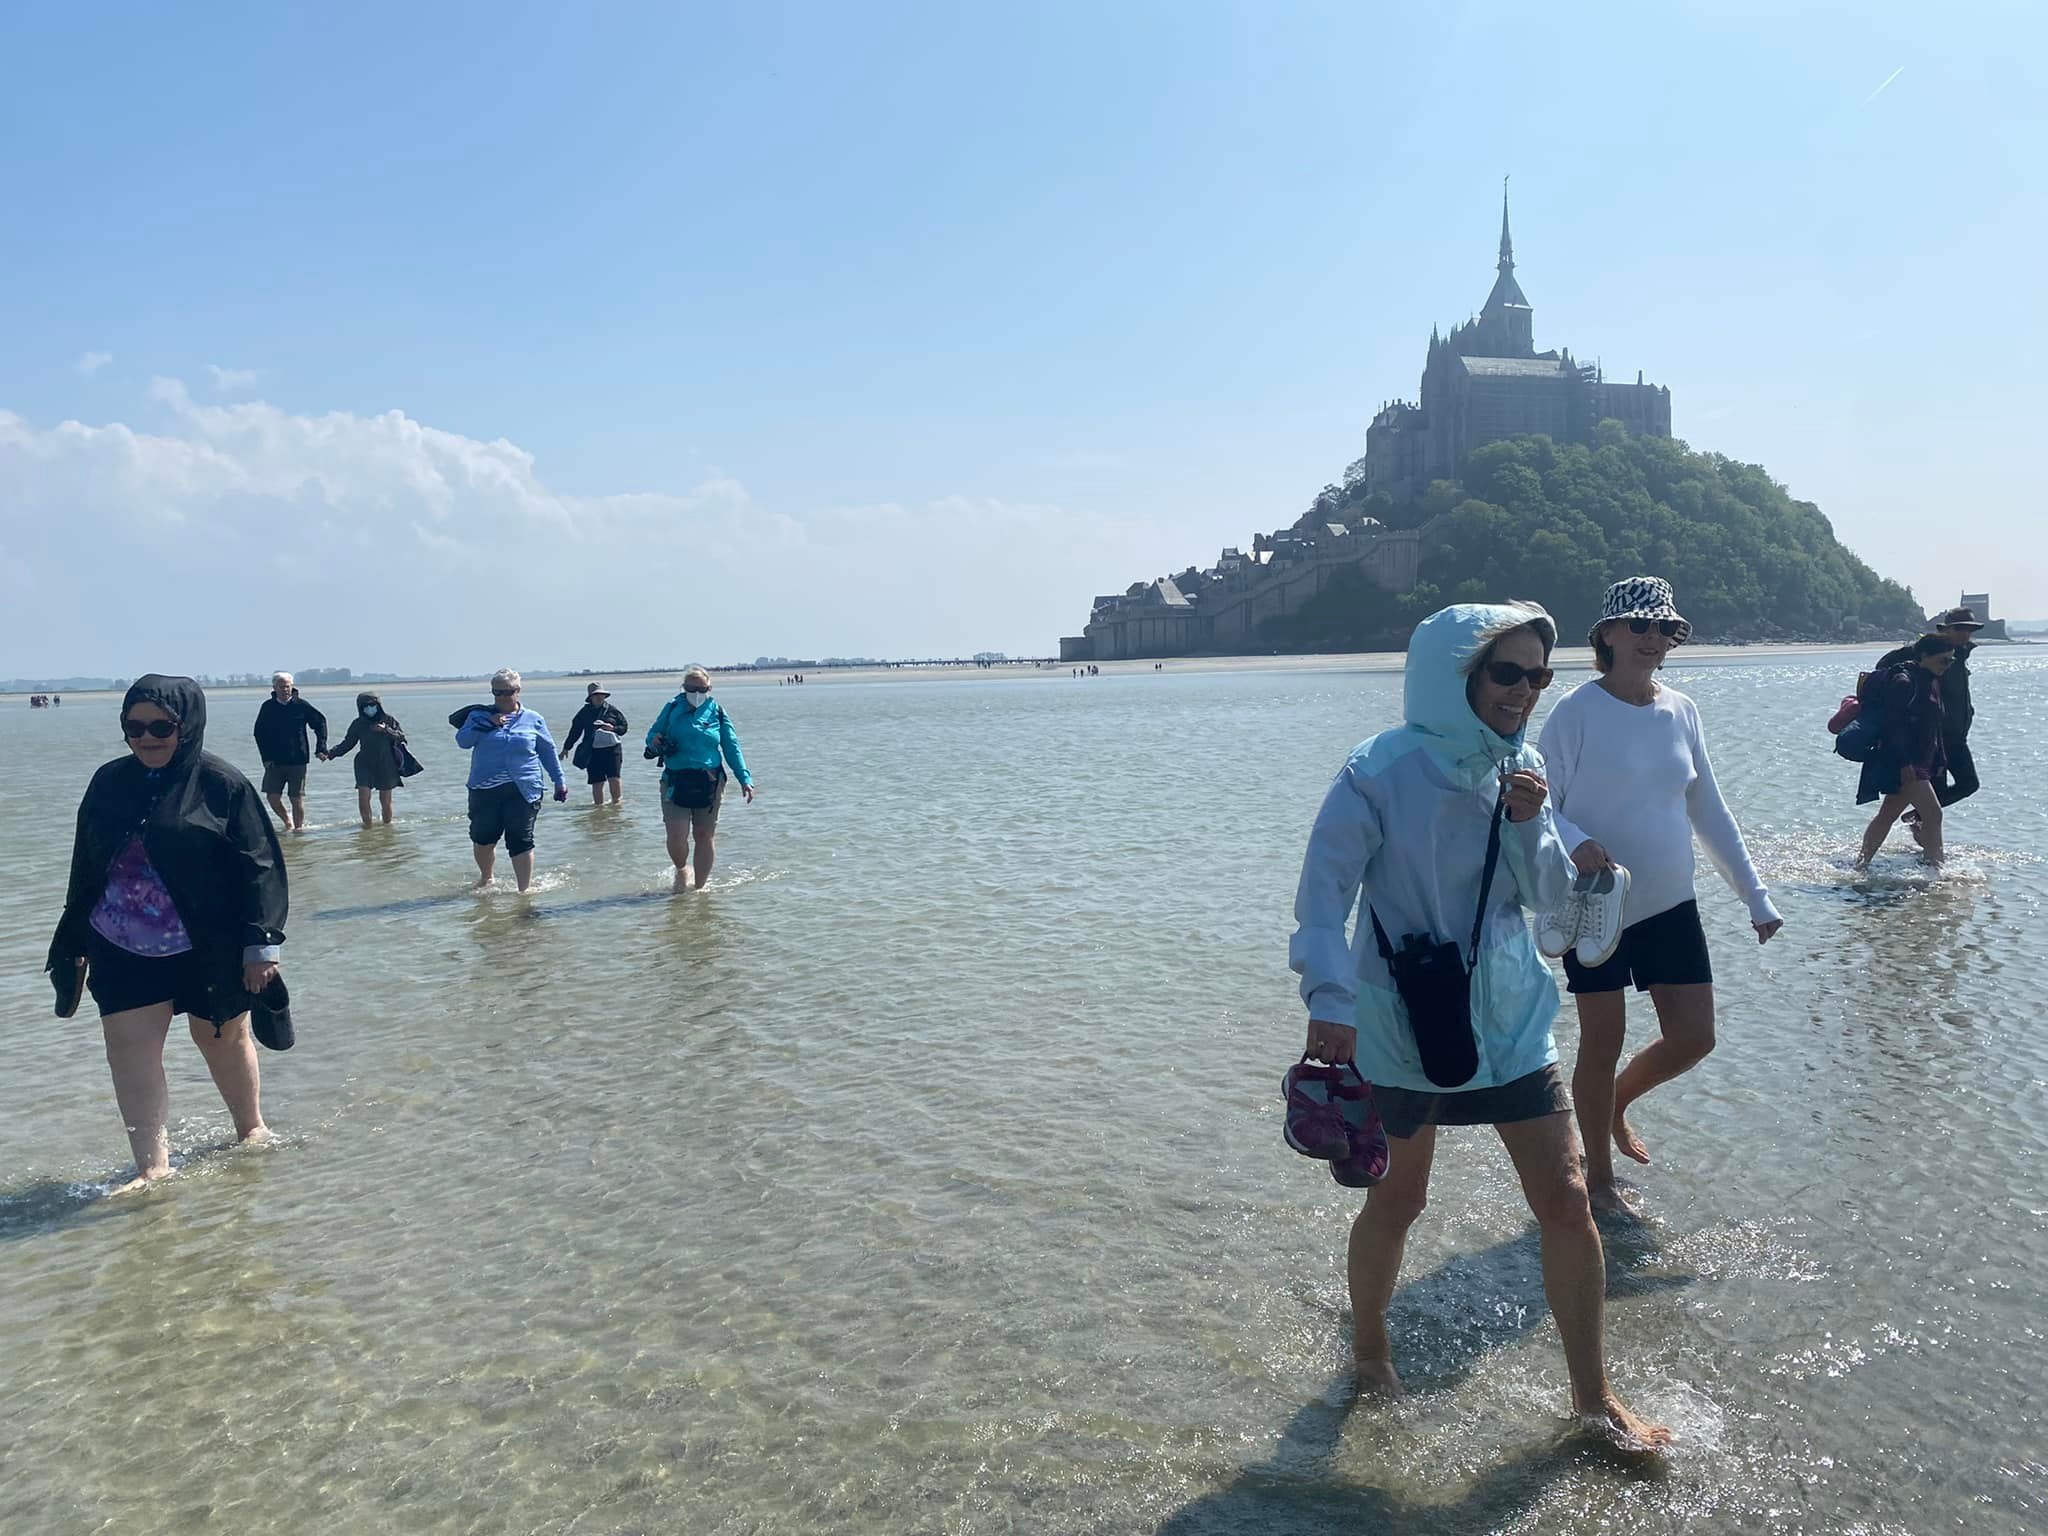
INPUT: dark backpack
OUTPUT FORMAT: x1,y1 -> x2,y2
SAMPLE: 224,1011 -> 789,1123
1833,666 -> 1901,764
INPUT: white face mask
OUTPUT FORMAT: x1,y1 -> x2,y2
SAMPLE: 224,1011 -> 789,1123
684,690 -> 710,709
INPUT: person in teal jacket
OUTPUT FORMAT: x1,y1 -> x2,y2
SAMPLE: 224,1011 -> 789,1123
1289,601 -> 1671,1453
645,665 -> 754,891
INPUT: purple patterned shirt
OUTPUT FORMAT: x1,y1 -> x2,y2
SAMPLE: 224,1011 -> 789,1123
90,837 -> 195,957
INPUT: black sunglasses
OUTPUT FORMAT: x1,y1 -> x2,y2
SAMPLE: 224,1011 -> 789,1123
1625,617 -> 1684,638
123,718 -> 178,739
1482,660 -> 1554,691
491,687 -> 520,697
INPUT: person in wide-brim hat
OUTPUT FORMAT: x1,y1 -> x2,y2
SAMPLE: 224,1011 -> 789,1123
1539,576 -> 1782,1220
1584,574 -> 1692,654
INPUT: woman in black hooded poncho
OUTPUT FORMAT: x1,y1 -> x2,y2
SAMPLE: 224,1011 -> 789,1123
322,690 -> 411,827
46,676 -> 290,1191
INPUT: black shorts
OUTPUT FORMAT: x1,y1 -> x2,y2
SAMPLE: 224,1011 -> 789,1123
1562,899 -> 1714,995
584,745 -> 623,784
468,783 -> 541,855
261,761 -> 308,798
1374,1064 -> 1570,1140
83,932 -> 231,1020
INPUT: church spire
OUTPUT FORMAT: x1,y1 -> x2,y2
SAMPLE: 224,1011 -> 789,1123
1498,176 -> 1514,272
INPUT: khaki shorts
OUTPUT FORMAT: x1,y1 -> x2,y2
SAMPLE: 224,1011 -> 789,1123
660,769 -> 725,833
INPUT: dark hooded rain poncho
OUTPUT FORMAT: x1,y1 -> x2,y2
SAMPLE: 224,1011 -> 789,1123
326,691 -> 410,791
47,676 -> 289,1006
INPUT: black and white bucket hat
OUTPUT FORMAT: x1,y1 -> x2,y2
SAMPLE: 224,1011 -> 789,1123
1590,575 -> 1691,647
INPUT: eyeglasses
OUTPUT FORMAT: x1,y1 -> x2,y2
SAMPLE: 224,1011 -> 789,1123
1624,617 -> 1684,638
1482,660 -> 1554,691
123,718 -> 178,739
491,688 -> 520,698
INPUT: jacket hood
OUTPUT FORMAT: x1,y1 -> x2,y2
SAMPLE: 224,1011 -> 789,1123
356,692 -> 383,712
123,674 -> 208,769
1402,604 -> 1555,786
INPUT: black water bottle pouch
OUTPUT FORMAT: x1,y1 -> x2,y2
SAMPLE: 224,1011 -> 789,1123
1373,920 -> 1480,1088
1366,782 -> 1508,1090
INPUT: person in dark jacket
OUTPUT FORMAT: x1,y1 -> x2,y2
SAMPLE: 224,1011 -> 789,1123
252,671 -> 328,831
1875,606 -> 1984,821
559,682 -> 630,806
1856,636 -> 1958,868
322,691 -> 411,827
46,676 -> 290,1192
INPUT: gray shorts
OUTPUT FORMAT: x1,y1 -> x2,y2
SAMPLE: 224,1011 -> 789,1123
261,761 -> 307,798
1374,1064 -> 1569,1140
660,769 -> 725,833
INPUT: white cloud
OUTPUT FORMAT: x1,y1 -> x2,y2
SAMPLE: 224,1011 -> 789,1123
0,383 -> 1167,675
73,351 -> 113,376
206,364 -> 261,394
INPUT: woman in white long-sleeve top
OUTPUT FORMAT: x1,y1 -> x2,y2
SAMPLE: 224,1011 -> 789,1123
1537,577 -> 1783,1218
1291,601 -> 1671,1453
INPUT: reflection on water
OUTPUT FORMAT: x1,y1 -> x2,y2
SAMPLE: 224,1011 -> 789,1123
1,655 -> 2045,1533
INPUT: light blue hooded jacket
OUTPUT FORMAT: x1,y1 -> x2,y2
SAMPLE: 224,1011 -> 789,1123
1289,603 -> 1576,1095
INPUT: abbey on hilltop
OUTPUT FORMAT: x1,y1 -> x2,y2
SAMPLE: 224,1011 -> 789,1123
1363,187 -> 1670,502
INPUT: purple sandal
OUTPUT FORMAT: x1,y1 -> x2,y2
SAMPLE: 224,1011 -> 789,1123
1282,1056 -> 1355,1161
1328,1065 -> 1390,1188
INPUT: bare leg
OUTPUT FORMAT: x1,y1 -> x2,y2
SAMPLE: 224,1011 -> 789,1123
101,1003 -> 175,1191
189,1013 -> 267,1141
1348,1124 -> 1435,1394
607,777 -> 622,805
1610,983 -> 1715,1168
1496,1112 -> 1672,1452
1902,776 -> 1943,865
473,842 -> 497,887
511,851 -> 535,892
379,789 -> 395,824
666,817 -> 692,890
591,782 -> 604,806
1857,790 -> 1912,868
357,786 -> 373,828
693,826 -> 716,888
289,795 -> 308,831
265,790 -> 290,826
1569,990 -> 1636,1212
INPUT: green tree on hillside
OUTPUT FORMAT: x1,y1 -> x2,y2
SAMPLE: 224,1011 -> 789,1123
1263,427 -> 1919,651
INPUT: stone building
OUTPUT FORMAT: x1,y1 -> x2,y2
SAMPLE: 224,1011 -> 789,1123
1364,191 -> 1670,502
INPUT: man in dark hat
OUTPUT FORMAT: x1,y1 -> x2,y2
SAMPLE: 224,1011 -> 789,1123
1876,606 -> 1984,813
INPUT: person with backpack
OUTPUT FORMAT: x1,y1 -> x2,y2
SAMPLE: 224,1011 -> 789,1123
1290,601 -> 1670,1452
1855,635 -> 1959,868
645,666 -> 755,892
1875,606 -> 1984,840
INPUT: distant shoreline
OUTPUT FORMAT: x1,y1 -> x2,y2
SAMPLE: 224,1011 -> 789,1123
7,636 -> 2035,702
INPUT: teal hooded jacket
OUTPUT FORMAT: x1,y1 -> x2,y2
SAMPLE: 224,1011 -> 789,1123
1289,603 -> 1576,1094
645,693 -> 751,787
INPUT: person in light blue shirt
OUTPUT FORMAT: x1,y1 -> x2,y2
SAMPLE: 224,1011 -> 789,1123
453,668 -> 566,892
1289,601 -> 1670,1453
645,665 -> 754,891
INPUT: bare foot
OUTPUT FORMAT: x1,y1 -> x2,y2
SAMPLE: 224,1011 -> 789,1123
1351,1351 -> 1400,1400
1612,1111 -> 1651,1165
1578,1392 -> 1673,1455
1907,819 -> 1927,850
106,1167 -> 174,1197
1588,1183 -> 1642,1219
239,1125 -> 275,1147
672,870 -> 693,892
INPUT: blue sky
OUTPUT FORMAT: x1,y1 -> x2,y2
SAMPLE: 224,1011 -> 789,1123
2,2 -> 2041,675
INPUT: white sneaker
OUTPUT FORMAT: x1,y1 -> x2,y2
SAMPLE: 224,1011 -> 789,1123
1573,865 -> 1631,969
1536,871 -> 1594,959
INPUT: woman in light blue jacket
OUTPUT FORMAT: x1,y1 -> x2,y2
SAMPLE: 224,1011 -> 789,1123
1290,601 -> 1670,1452
453,668 -> 566,892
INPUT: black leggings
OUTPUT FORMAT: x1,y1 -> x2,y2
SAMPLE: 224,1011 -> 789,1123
1936,738 -> 1978,808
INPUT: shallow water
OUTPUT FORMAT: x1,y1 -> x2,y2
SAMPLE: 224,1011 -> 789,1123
2,655 -> 2044,1534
